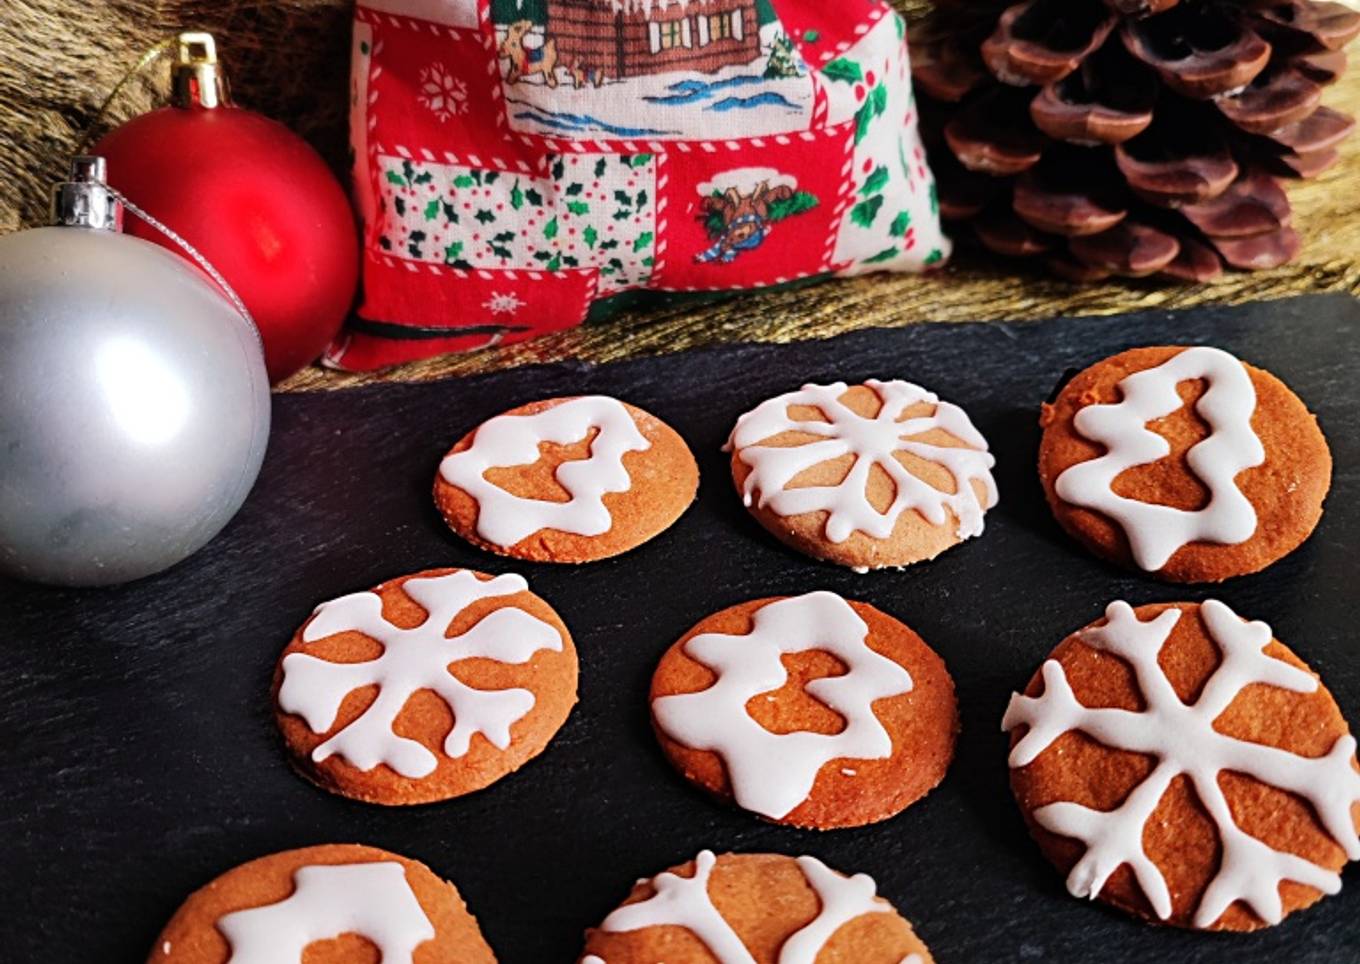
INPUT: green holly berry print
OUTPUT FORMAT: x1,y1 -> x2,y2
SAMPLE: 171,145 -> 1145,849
374,152 -> 657,289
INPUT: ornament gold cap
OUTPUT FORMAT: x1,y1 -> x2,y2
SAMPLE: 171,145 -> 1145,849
171,32 -> 230,110
52,156 -> 123,232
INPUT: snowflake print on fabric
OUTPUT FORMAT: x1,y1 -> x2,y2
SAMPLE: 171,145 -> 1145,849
278,571 -> 563,778
726,380 -> 998,544
1004,600 -> 1360,929
483,291 -> 526,315
417,62 -> 469,121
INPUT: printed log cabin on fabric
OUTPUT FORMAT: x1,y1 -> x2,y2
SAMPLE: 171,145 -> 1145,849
332,0 -> 950,370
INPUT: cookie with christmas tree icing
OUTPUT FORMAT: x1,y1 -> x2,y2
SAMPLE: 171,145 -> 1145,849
148,843 -> 495,963
650,591 -> 958,829
273,567 -> 576,806
580,850 -> 933,964
726,380 -> 998,571
1004,599 -> 1360,931
1039,345 -> 1331,582
435,395 -> 698,563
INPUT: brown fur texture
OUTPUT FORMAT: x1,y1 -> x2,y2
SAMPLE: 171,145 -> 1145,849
0,0 -> 351,235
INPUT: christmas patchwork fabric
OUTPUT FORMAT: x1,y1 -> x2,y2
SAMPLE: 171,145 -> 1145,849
332,0 -> 949,369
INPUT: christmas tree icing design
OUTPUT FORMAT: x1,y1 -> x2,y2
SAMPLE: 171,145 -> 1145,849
597,850 -> 893,964
1004,600 -> 1360,928
278,571 -> 563,778
1054,345 -> 1265,571
727,379 -> 997,544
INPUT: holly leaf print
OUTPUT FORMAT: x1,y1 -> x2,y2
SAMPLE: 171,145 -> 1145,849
822,58 -> 863,84
567,200 -> 590,216
863,246 -> 899,263
484,172 -> 499,184
854,84 -> 889,144
636,190 -> 648,208
385,170 -> 406,187
612,209 -> 631,221
562,254 -> 579,267
930,182 -> 939,216
475,209 -> 496,224
614,189 -> 633,206
594,158 -> 608,178
599,238 -> 620,250
493,230 -> 516,243
628,154 -> 652,167
525,187 -> 544,207
442,201 -> 459,223
510,181 -> 525,210
584,225 -> 599,249
925,248 -> 944,265
633,231 -> 654,252
566,183 -> 584,196
544,216 -> 559,240
490,244 -> 513,259
423,199 -> 440,221
860,166 -> 889,197
453,174 -> 475,189
850,195 -> 883,227
889,211 -> 912,237
393,197 -> 406,217
547,253 -> 562,271
551,158 -> 565,180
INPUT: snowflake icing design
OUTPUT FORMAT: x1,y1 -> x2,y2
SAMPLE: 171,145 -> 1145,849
1004,600 -> 1360,928
278,571 -> 562,778
417,63 -> 468,122
726,380 -> 998,544
483,290 -> 526,316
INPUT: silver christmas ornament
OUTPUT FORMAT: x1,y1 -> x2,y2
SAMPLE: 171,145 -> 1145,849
0,157 -> 270,586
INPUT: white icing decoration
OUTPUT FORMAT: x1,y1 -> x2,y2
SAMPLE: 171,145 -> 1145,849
278,570 -> 562,778
652,591 -> 913,820
217,862 -> 435,963
599,850 -> 890,964
1053,345 -> 1266,571
725,379 -> 998,543
1003,599 -> 1360,928
438,395 -> 651,546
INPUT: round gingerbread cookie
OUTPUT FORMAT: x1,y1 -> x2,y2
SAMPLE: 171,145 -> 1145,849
274,567 -> 577,805
1003,599 -> 1360,931
580,850 -> 933,964
148,843 -> 496,963
1038,345 -> 1331,582
725,380 -> 998,571
650,591 -> 958,829
434,395 -> 698,563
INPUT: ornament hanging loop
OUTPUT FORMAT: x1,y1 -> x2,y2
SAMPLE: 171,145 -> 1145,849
52,156 -> 123,232
171,33 -> 230,110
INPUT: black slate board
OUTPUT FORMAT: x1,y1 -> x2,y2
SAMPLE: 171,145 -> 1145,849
3,294 -> 1359,964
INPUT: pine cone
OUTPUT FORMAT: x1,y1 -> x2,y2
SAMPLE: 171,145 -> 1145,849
911,0 -> 1360,281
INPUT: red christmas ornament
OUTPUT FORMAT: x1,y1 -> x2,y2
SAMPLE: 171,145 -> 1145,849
95,33 -> 358,383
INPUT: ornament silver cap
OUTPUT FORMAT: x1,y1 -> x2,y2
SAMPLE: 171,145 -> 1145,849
171,33 -> 230,110
51,156 -> 123,232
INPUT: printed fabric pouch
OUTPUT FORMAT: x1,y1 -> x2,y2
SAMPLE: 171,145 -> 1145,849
330,0 -> 951,370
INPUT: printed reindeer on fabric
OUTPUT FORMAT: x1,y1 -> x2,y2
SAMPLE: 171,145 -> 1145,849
335,0 -> 950,370
698,179 -> 794,263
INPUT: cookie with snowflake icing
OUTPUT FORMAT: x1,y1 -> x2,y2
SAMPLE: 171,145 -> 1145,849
580,850 -> 933,964
273,567 -> 576,805
726,380 -> 998,571
1004,599 -> 1360,931
1039,345 -> 1331,582
435,395 -> 698,563
650,591 -> 958,829
147,843 -> 495,963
